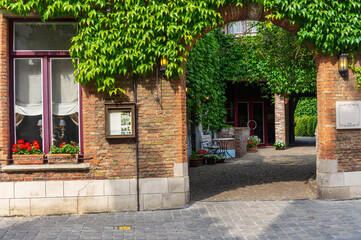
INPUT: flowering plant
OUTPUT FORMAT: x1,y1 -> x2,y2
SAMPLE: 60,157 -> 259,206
274,141 -> 286,149
12,139 -> 42,155
49,142 -> 79,155
247,135 -> 261,147
197,149 -> 209,155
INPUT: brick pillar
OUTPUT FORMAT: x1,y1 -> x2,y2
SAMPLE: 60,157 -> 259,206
234,127 -> 250,158
0,15 -> 10,162
316,53 -> 361,199
275,94 -> 288,145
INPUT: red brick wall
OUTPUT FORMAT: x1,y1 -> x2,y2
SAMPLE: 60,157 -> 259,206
0,16 -> 188,181
316,53 -> 361,172
0,16 -> 10,162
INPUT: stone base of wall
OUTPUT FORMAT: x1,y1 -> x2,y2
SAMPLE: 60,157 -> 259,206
0,163 -> 190,216
317,159 -> 361,199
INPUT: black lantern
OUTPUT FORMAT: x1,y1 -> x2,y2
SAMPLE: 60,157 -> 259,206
106,5 -> 111,13
339,53 -> 348,77
160,58 -> 168,76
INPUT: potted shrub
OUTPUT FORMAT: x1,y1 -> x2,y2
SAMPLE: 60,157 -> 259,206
12,140 -> 43,165
190,150 -> 208,167
47,142 -> 79,164
274,141 -> 286,150
247,135 -> 261,153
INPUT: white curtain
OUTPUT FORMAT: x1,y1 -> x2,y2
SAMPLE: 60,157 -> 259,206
15,59 -> 78,117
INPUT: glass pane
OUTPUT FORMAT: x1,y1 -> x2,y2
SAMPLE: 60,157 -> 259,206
14,59 -> 43,147
108,110 -> 133,136
15,22 -> 77,51
253,102 -> 264,143
51,59 -> 78,147
237,103 -> 248,127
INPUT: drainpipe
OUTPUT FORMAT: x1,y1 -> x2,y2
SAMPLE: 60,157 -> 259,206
134,75 -> 140,211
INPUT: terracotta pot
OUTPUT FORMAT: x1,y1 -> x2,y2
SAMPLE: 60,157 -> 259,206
247,145 -> 258,153
47,154 -> 78,164
12,154 -> 44,165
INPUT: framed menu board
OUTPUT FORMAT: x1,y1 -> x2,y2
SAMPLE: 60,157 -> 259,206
105,103 -> 135,138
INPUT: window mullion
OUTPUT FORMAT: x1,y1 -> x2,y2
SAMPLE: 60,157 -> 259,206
42,57 -> 52,153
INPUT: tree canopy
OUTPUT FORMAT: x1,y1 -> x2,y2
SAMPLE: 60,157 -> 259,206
1,0 -> 360,94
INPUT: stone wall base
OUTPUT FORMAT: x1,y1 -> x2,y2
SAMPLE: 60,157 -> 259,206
0,175 -> 190,216
318,159 -> 361,199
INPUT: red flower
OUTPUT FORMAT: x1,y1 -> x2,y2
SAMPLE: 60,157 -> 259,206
17,139 -> 24,144
59,143 -> 66,148
13,144 -> 18,148
19,144 -> 24,149
34,145 -> 40,150
12,148 -> 18,153
250,141 -> 254,144
25,142 -> 30,148
72,145 -> 75,147
32,140 -> 39,145
27,146 -> 32,151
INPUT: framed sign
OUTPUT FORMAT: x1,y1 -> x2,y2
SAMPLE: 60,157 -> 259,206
105,103 -> 135,138
336,101 -> 361,129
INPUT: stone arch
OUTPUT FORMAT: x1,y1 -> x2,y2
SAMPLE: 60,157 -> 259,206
183,3 -> 361,200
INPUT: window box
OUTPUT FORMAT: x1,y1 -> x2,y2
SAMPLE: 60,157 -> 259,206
47,154 -> 78,164
12,154 -> 44,165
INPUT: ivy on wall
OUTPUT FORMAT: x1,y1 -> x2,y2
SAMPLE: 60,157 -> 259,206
1,1 -> 361,94
186,29 -> 226,132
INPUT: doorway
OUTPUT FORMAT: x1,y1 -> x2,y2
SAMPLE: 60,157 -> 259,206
235,99 -> 268,146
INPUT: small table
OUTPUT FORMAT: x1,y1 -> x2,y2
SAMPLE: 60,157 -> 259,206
213,138 -> 235,160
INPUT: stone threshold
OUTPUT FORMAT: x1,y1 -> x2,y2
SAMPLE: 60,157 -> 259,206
2,163 -> 90,173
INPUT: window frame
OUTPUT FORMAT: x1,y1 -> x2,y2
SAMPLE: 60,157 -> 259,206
105,103 -> 136,139
9,19 -> 83,155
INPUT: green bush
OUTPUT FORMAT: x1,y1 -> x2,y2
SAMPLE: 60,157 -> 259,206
295,116 -> 317,136
294,97 -> 317,118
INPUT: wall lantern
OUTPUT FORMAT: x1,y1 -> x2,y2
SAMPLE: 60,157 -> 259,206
160,58 -> 168,76
106,5 -> 111,13
339,53 -> 348,78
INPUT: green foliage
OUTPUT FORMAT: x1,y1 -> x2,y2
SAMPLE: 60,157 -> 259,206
273,141 -> 285,149
294,97 -> 317,118
186,29 -> 227,132
295,116 -> 317,136
223,22 -> 316,96
49,142 -> 79,155
2,1 -> 361,95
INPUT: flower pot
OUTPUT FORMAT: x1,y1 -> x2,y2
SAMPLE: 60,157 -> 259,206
275,146 -> 285,150
47,154 -> 78,164
218,158 -> 225,163
12,154 -> 44,165
247,145 -> 257,153
190,158 -> 203,167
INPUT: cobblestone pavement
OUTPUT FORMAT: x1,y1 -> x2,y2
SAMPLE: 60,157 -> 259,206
190,138 -> 317,201
1,199 -> 361,239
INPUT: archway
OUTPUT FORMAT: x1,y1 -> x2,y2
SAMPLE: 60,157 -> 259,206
180,2 -> 361,201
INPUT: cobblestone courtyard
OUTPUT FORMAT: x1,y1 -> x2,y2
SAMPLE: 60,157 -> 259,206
190,138 -> 317,201
1,200 -> 361,239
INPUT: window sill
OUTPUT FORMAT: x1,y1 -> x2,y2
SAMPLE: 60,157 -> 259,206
1,163 -> 90,173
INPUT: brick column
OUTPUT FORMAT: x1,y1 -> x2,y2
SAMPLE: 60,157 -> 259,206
275,94 -> 287,145
0,15 -> 10,162
234,127 -> 250,158
316,53 -> 361,199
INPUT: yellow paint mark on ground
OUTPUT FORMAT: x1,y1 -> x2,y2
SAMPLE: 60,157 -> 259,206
118,226 -> 131,230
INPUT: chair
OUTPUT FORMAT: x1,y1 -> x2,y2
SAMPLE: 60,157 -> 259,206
200,135 -> 220,154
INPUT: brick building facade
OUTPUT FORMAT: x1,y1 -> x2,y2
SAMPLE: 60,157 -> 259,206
0,3 -> 360,216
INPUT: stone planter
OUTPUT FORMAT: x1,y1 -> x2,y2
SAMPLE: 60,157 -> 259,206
47,154 -> 78,164
247,145 -> 258,153
12,154 -> 44,165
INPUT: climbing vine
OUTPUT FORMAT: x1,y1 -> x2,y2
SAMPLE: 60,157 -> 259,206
1,0 -> 360,95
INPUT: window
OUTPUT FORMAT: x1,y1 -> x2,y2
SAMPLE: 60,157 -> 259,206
227,21 -> 257,36
11,21 -> 80,154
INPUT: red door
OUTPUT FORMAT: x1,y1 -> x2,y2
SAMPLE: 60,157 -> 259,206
235,99 -> 268,146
